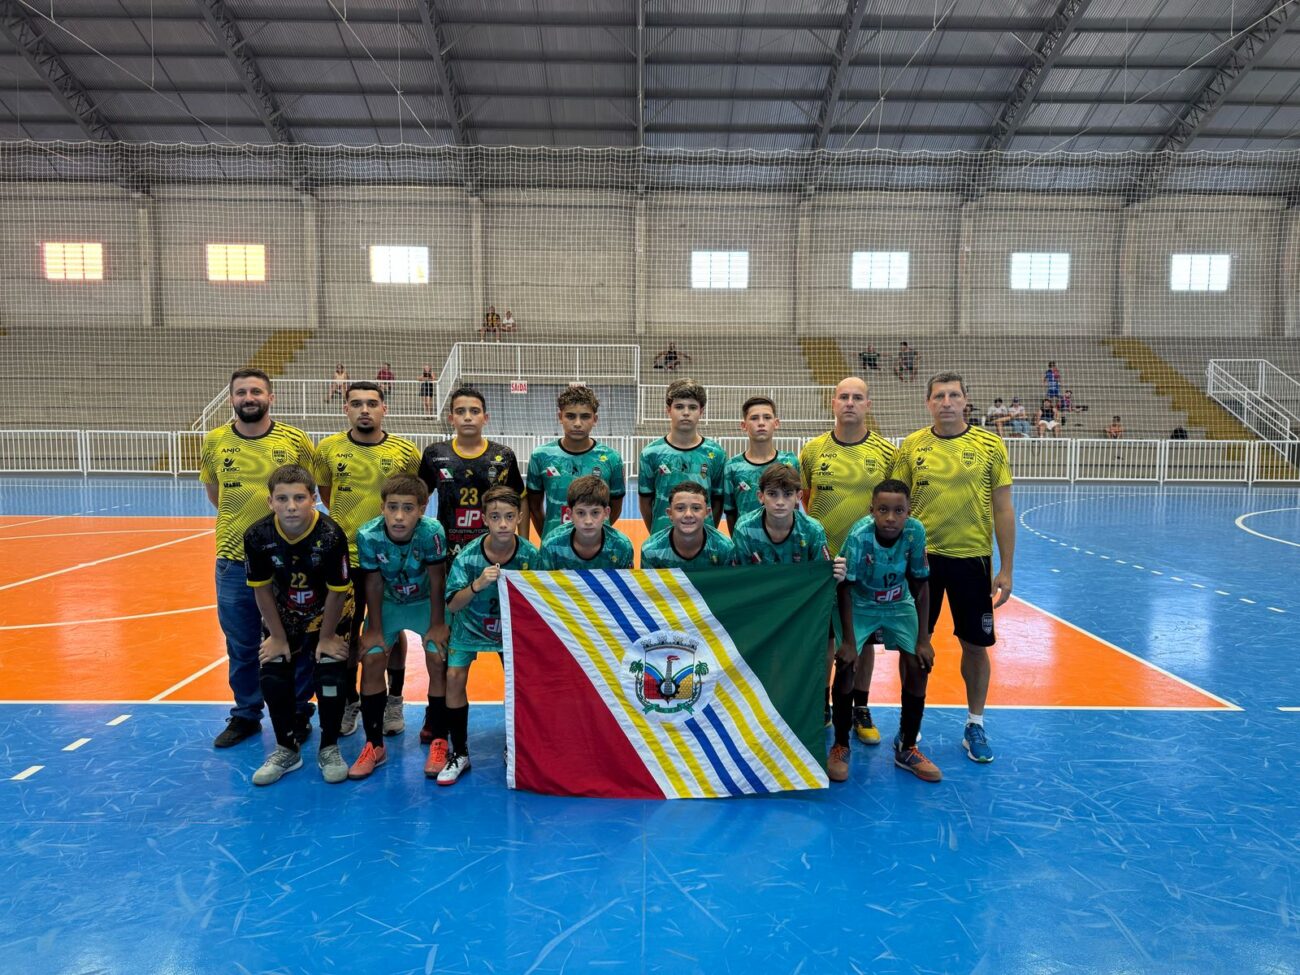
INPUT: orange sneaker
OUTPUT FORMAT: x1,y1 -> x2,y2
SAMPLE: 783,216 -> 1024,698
424,738 -> 449,779
827,743 -> 850,782
894,745 -> 942,782
347,741 -> 387,780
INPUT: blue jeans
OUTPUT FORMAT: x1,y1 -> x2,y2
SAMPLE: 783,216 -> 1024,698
1009,419 -> 1030,436
215,559 -> 316,723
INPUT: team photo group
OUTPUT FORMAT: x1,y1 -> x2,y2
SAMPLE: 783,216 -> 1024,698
200,367 -> 1015,793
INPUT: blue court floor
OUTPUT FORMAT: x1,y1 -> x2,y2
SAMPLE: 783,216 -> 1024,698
2,477 -> 1300,974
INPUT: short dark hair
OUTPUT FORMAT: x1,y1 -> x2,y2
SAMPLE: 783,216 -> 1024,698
758,464 -> 801,494
926,371 -> 968,398
993,398 -> 1003,404
346,380 -> 385,403
482,485 -> 522,511
267,463 -> 316,494
666,378 -> 706,409
230,368 -> 271,392
381,474 -> 429,507
448,386 -> 487,412
567,474 -> 610,509
557,386 -> 600,413
741,396 -> 777,419
667,480 -> 709,504
872,478 -> 911,500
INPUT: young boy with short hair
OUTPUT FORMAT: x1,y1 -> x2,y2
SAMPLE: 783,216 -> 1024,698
732,465 -> 838,570
243,465 -> 352,786
831,479 -> 940,785
527,386 -> 626,541
640,482 -> 737,569
536,475 -> 635,570
441,486 -> 539,785
638,379 -> 726,534
348,475 -> 451,781
723,396 -> 799,531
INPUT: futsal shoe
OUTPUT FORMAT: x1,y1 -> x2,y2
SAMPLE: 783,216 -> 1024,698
317,745 -> 348,784
347,742 -> 387,780
963,723 -> 994,763
339,701 -> 361,737
383,696 -> 406,736
827,744 -> 850,782
894,745 -> 942,782
420,705 -> 435,744
213,716 -> 260,748
252,746 -> 303,786
891,732 -> 921,750
853,706 -> 881,745
436,752 -> 471,786
424,738 -> 449,778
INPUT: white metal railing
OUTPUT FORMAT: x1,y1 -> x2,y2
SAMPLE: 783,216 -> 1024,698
4,432 -> 1298,484
1207,359 -> 1300,443
639,385 -> 835,424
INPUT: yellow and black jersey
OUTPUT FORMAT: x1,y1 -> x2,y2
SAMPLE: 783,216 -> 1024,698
200,421 -> 317,561
891,425 -> 1012,558
799,430 -> 896,556
315,430 -> 421,565
243,511 -> 351,639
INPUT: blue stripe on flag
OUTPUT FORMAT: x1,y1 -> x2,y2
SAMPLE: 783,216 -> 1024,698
684,718 -> 744,797
603,569 -> 660,632
577,571 -> 641,641
703,705 -> 769,794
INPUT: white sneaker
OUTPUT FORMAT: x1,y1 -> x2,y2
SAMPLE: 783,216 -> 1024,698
317,744 -> 348,784
252,745 -> 302,786
339,701 -> 361,737
383,695 -> 406,736
436,752 -> 471,786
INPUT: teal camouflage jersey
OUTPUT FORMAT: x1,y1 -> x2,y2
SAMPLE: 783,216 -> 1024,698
537,523 -> 636,570
723,450 -> 799,523
526,439 -> 626,539
840,515 -> 930,608
637,437 -> 727,533
446,535 -> 539,652
640,525 -> 737,569
355,515 -> 448,605
731,508 -> 831,566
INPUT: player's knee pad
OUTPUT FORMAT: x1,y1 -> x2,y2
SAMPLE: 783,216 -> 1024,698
260,658 -> 294,698
314,658 -> 346,700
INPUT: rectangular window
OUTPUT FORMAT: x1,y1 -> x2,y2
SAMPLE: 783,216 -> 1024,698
1009,252 -> 1070,291
851,251 -> 909,290
43,241 -> 104,281
207,243 -> 266,282
369,245 -> 429,284
1170,253 -> 1230,292
691,250 -> 749,289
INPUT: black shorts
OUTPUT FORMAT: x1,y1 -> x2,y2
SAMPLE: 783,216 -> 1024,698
420,382 -> 434,397
926,553 -> 995,647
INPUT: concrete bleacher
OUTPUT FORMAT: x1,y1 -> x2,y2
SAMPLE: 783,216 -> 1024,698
1147,339 -> 1300,390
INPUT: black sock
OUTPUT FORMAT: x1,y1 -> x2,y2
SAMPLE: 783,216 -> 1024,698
361,691 -> 387,747
345,661 -> 360,705
899,690 -> 925,750
447,704 -> 469,755
315,659 -> 347,749
387,667 -> 406,697
426,695 -> 448,740
259,658 -> 298,750
852,689 -> 869,708
830,659 -> 855,748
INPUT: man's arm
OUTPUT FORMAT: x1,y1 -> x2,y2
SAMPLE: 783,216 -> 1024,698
318,486 -> 331,508
991,485 -> 1015,608
205,482 -> 219,507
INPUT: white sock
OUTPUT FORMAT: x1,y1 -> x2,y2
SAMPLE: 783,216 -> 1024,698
966,712 -> 984,728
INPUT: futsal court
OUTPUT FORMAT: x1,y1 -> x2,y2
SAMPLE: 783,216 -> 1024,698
3,475 -> 1296,974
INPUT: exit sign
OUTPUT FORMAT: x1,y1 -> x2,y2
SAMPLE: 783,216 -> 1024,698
510,380 -> 529,394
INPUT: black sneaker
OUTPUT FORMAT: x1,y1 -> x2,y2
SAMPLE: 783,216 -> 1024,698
214,716 -> 261,749
293,717 -> 313,748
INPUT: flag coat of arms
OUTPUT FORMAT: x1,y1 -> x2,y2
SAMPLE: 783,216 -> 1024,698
501,563 -> 834,799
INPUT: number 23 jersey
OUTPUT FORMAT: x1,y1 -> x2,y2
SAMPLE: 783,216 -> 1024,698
418,439 -> 525,556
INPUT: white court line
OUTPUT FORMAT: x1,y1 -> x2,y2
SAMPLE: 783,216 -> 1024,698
62,738 -> 91,752
106,714 -> 131,726
0,530 -> 213,592
0,516 -> 61,532
1010,594 -> 1243,711
1234,508 -> 1300,548
0,528 -> 211,543
149,656 -> 227,702
0,605 -> 215,631
11,765 -> 43,780
1279,707 -> 1300,712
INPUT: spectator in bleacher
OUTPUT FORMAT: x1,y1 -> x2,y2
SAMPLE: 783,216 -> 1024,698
1006,397 -> 1031,437
1043,361 -> 1062,404
1171,426 -> 1188,440
985,398 -> 1010,436
1036,397 -> 1061,438
480,305 -> 502,340
326,363 -> 348,403
1105,416 -> 1124,439
653,342 -> 691,371
502,309 -> 517,335
420,365 -> 435,416
376,363 -> 395,397
859,345 -> 880,372
895,342 -> 919,382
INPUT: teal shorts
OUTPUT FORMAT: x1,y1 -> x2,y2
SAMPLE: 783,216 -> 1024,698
365,599 -> 432,655
849,601 -> 919,656
447,646 -> 500,669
